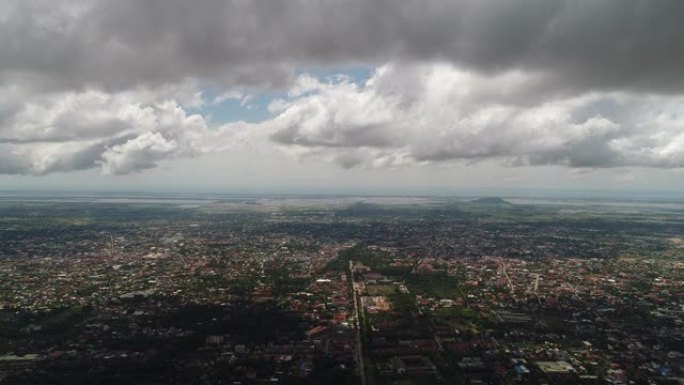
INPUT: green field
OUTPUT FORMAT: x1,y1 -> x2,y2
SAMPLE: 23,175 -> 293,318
365,284 -> 397,296
404,273 -> 463,298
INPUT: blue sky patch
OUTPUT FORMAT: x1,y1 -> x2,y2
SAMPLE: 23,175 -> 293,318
193,66 -> 374,125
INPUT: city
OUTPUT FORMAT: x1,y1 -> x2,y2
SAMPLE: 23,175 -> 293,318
0,195 -> 682,384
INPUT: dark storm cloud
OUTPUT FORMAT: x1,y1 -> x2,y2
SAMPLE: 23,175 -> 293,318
1,0 -> 683,93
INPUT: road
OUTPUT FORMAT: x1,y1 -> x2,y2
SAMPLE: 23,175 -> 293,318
349,260 -> 367,385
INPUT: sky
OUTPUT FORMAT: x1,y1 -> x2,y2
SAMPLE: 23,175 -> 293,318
1,0 -> 684,195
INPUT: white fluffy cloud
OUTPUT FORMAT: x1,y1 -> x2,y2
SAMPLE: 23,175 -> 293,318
0,87 -> 248,175
3,62 -> 684,176
267,64 -> 684,169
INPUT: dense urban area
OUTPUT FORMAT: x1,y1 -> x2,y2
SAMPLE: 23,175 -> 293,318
0,194 -> 682,385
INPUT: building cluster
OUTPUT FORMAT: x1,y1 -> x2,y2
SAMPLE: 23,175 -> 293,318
344,248 -> 683,385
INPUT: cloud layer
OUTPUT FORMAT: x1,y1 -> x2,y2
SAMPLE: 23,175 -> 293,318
1,0 -> 684,175
3,0 -> 684,93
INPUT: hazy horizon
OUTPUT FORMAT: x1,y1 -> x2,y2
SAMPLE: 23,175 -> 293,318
2,186 -> 684,203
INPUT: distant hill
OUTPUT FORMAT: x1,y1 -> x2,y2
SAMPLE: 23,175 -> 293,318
467,197 -> 512,206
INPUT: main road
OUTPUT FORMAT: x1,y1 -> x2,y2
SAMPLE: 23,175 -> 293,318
349,260 -> 367,385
